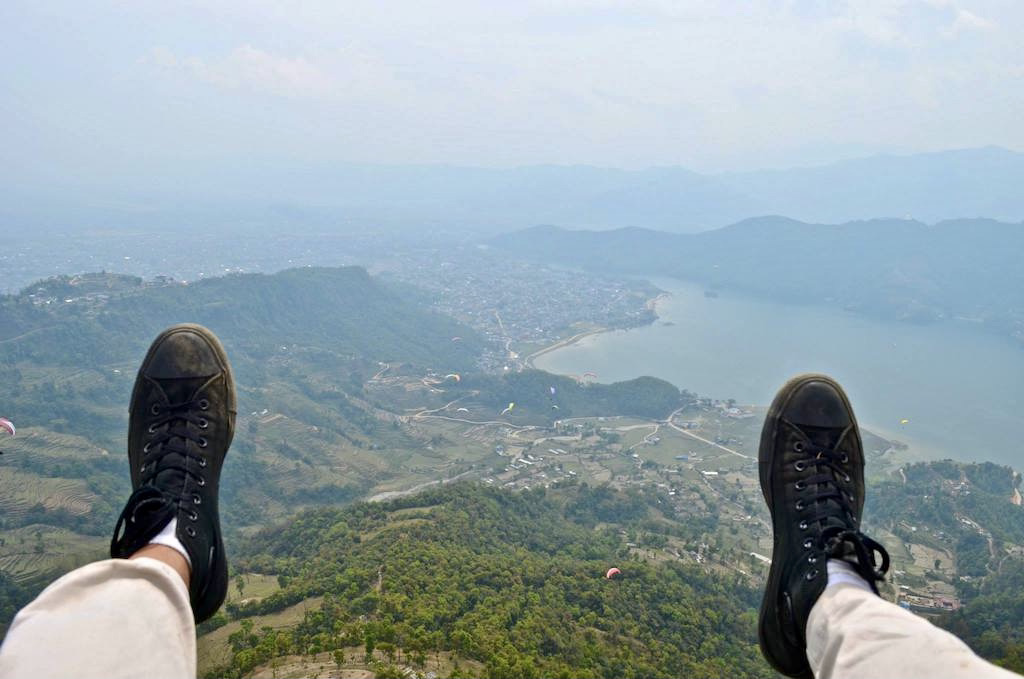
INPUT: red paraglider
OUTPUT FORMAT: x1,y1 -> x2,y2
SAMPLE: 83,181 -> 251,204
0,417 -> 14,455
605,567 -> 621,579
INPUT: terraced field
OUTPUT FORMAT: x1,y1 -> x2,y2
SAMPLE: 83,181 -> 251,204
0,428 -> 114,462
0,470 -> 96,523
0,526 -> 106,584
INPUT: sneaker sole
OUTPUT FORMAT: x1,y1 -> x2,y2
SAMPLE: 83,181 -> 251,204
757,373 -> 859,679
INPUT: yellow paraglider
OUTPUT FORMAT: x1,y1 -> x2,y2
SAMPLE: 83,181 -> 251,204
445,373 -> 461,382
501,402 -> 515,416
900,419 -> 910,425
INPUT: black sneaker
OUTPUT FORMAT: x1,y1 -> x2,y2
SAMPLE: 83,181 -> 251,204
758,374 -> 889,678
110,323 -> 236,623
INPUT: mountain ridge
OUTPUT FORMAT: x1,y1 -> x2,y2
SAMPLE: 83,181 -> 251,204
489,217 -> 1024,345
5,146 -> 1024,234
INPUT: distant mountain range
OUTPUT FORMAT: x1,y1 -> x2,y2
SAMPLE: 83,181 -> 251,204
4,147 -> 1024,234
489,217 -> 1024,344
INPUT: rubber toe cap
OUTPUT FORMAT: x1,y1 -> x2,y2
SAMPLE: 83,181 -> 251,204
145,328 -> 223,380
782,380 -> 852,428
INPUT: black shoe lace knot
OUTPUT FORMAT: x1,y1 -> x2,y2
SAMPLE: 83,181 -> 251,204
110,486 -> 178,556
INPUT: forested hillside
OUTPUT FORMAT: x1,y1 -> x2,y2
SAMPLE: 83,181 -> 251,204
457,370 -> 688,422
868,461 -> 1024,674
206,484 -> 770,678
0,267 -> 484,375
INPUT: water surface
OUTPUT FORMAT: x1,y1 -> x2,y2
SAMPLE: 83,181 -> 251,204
536,278 -> 1023,468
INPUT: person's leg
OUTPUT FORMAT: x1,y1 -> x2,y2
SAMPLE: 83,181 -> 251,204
757,374 -> 1019,679
0,324 -> 236,678
0,558 -> 195,679
806,583 -> 1019,678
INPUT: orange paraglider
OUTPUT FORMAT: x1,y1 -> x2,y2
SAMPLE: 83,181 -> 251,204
605,567 -> 621,579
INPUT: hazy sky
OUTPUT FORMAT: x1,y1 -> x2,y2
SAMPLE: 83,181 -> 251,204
2,0 -> 1023,186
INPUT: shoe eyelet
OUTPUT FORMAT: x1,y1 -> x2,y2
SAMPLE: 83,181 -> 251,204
794,461 -> 806,472
198,437 -> 208,448
188,511 -> 198,521
197,477 -> 206,487
198,418 -> 209,429
796,500 -> 805,511
192,495 -> 202,505
148,424 -> 158,434
143,443 -> 152,453
139,464 -> 146,473
803,538 -> 813,549
795,481 -> 807,491
806,569 -> 819,580
185,526 -> 196,538
198,399 -> 210,411
150,404 -> 161,415
794,441 -> 805,453
841,453 -> 849,463
808,555 -> 818,564
199,458 -> 207,468
799,520 -> 808,530
844,473 -> 851,482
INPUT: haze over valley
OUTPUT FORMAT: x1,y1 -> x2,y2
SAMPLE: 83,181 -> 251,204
3,2 -> 1024,675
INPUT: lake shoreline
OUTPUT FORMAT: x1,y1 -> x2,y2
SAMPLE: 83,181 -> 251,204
524,291 -> 671,370
534,277 -> 1023,470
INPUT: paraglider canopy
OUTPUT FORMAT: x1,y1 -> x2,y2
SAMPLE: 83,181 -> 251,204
0,418 -> 14,437
605,567 -> 621,579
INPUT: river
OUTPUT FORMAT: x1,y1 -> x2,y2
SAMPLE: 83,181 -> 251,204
535,278 -> 1024,469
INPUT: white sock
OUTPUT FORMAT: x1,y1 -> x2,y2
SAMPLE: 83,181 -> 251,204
826,558 -> 871,592
148,518 -> 192,568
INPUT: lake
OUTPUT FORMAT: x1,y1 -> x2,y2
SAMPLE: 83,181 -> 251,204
535,278 -> 1024,469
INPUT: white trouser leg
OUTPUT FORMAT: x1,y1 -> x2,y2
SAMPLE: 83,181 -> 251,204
0,558 -> 195,679
806,583 -> 1020,679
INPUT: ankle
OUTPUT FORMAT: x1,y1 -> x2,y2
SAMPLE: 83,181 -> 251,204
130,544 -> 191,587
826,558 -> 872,593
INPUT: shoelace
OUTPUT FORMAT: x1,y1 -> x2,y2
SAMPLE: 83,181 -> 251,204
140,397 -> 210,488
794,438 -> 890,584
111,397 -> 210,555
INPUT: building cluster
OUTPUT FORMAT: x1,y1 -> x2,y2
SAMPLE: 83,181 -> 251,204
377,247 -> 659,372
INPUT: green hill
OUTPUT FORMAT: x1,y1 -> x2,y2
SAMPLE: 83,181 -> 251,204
457,370 -> 688,422
205,483 -> 770,679
0,266 -> 487,574
1,267 -> 484,375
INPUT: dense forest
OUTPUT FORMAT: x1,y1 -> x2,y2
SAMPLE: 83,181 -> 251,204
458,370 -> 689,422
941,558 -> 1024,672
210,483 -> 770,678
